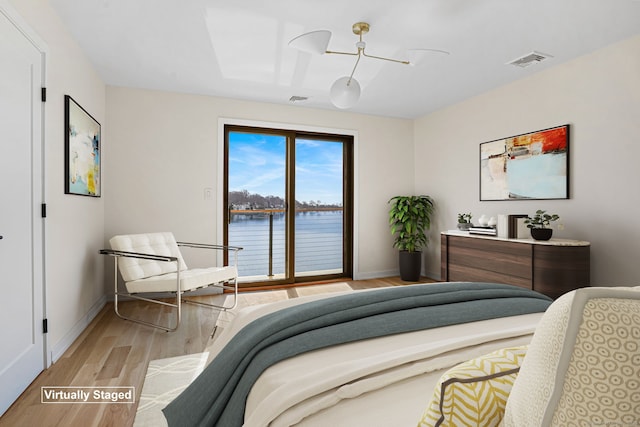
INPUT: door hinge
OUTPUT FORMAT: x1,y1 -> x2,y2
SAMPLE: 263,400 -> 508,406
41,203 -> 47,218
43,318 -> 48,334
41,87 -> 47,102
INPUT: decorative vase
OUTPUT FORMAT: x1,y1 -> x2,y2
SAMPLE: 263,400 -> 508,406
530,228 -> 553,241
478,215 -> 489,226
399,250 -> 422,281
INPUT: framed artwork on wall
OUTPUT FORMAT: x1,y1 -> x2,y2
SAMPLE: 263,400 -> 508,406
479,124 -> 569,201
64,95 -> 101,197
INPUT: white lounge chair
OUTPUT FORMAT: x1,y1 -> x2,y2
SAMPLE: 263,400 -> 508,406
100,232 -> 242,332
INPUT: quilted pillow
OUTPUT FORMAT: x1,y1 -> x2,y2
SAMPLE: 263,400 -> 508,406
417,345 -> 528,427
503,287 -> 640,427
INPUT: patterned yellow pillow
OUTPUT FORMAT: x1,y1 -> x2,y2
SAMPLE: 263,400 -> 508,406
417,346 -> 528,427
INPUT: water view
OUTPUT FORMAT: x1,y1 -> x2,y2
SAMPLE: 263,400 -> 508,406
229,210 -> 343,278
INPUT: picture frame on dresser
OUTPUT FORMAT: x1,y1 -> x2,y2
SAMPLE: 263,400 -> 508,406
508,214 -> 529,239
479,124 -> 569,201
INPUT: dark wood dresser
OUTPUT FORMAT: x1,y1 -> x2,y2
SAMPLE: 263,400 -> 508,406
441,231 -> 590,299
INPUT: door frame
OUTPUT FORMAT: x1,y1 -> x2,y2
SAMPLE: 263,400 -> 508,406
217,118 -> 360,281
0,0 -> 49,366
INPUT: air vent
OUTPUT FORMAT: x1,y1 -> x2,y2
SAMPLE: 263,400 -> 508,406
289,95 -> 309,103
508,51 -> 553,68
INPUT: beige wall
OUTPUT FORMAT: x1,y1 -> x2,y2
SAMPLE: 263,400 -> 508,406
415,35 -> 640,285
9,0 -> 107,361
105,88 -> 415,281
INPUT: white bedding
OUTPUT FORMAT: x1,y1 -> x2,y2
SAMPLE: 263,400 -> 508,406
205,290 -> 544,427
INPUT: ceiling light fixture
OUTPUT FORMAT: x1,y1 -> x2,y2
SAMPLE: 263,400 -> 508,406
290,22 -> 435,109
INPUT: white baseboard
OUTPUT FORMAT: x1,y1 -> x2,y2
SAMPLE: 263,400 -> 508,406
425,269 -> 441,281
50,295 -> 107,364
354,269 -> 439,282
353,269 -> 398,281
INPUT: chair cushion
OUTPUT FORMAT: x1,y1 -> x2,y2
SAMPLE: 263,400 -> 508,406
125,265 -> 238,294
110,232 -> 187,282
503,286 -> 640,427
418,345 -> 528,427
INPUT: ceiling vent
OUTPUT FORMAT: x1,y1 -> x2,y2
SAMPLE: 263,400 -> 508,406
289,95 -> 308,103
508,51 -> 553,68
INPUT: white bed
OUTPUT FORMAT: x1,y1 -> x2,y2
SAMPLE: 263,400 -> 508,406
201,288 -> 545,427
137,284 -> 640,427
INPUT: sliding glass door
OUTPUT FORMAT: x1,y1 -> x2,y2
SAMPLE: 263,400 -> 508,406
226,129 -> 288,280
224,125 -> 353,286
294,137 -> 346,277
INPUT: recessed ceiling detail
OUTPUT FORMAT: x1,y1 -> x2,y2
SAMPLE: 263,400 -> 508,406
48,0 -> 640,118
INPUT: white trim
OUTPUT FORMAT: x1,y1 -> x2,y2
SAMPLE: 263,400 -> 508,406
0,0 -> 48,52
217,117 -> 360,279
354,269 -> 398,281
50,295 -> 107,363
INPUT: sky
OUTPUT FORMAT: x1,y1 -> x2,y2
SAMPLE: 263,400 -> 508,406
228,132 -> 343,205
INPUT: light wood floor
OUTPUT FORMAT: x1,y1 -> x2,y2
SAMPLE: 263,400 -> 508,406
0,276 -> 432,427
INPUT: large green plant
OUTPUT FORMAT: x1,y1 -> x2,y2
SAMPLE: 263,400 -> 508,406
388,195 -> 435,252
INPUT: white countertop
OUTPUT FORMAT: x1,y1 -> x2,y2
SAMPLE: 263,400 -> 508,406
442,230 -> 590,246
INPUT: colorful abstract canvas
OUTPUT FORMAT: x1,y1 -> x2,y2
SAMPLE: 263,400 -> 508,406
480,125 -> 569,200
65,95 -> 101,197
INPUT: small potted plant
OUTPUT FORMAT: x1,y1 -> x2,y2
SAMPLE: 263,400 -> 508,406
524,210 -> 560,241
457,213 -> 472,231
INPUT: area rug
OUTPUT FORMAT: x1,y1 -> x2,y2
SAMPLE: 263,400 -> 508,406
134,352 -> 209,427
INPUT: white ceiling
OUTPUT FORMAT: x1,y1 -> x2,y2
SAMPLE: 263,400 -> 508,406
50,0 -> 640,119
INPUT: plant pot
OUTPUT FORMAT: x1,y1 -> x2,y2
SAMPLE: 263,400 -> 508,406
457,222 -> 472,231
530,228 -> 553,241
399,250 -> 422,281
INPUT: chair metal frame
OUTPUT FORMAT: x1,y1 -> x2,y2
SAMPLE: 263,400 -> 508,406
100,241 -> 242,332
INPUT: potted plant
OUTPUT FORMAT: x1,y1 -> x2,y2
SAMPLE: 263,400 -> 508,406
457,213 -> 472,231
524,209 -> 560,241
388,195 -> 435,281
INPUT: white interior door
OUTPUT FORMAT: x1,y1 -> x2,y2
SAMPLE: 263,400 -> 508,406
0,8 -> 45,416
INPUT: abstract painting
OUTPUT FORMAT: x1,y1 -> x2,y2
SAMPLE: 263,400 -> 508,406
480,125 -> 569,200
65,95 -> 101,197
